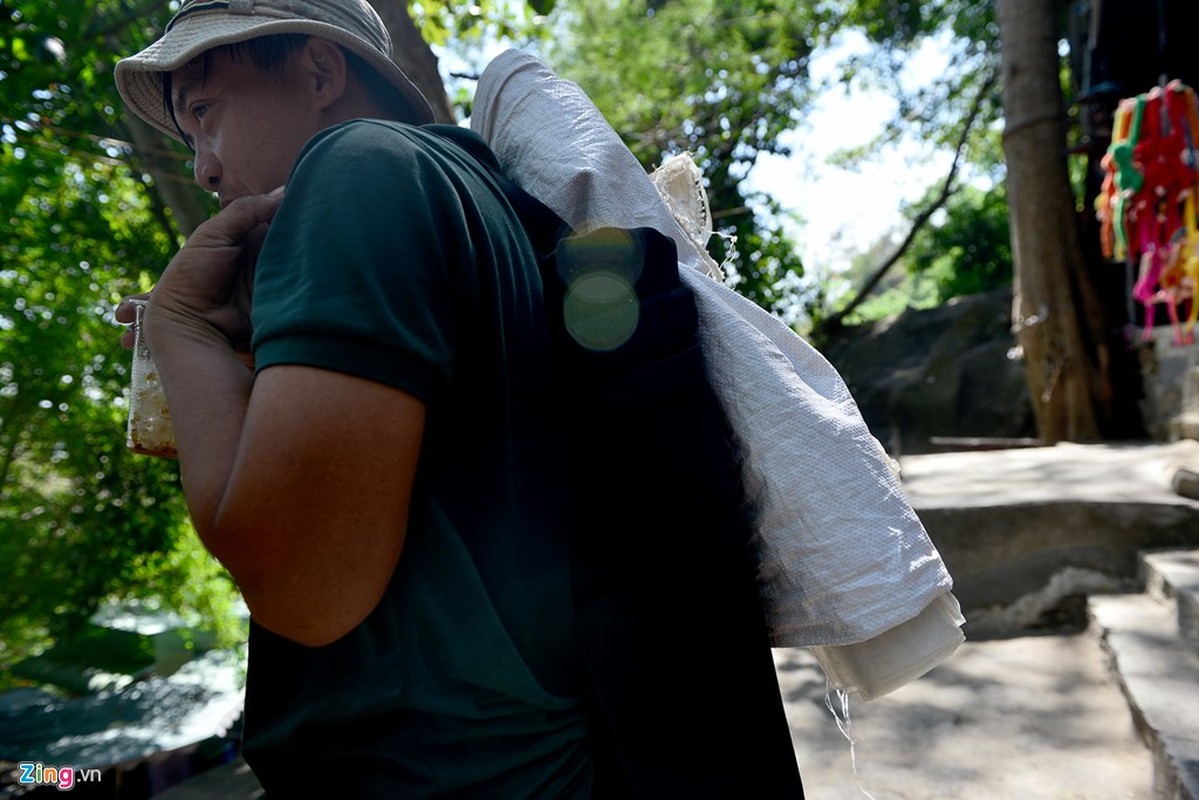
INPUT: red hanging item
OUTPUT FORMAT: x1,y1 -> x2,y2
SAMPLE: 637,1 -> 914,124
1096,79 -> 1199,344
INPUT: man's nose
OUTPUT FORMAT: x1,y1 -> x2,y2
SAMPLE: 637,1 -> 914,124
193,145 -> 221,192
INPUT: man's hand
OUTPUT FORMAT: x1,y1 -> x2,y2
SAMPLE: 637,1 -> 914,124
147,188 -> 284,355
114,292 -> 150,350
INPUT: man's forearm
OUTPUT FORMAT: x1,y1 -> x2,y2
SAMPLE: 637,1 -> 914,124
148,318 -> 254,554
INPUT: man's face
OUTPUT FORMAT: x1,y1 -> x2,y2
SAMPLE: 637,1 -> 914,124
170,46 -> 322,207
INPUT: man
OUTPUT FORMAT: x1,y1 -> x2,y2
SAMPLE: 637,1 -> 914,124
114,1 -> 803,796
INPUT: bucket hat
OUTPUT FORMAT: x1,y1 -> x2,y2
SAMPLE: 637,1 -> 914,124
115,0 -> 435,140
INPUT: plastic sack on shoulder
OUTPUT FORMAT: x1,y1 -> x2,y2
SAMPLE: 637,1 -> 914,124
471,49 -> 964,698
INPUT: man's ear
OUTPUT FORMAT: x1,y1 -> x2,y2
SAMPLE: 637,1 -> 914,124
304,38 -> 349,110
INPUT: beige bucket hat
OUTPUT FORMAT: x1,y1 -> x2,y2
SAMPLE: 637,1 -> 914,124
115,0 -> 436,140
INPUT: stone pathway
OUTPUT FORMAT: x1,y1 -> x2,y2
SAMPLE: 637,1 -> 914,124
151,633 -> 1155,800
776,634 -> 1152,800
14,441 -> 1196,799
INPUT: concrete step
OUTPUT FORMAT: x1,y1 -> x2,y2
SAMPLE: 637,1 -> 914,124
1176,468 -> 1199,501
1089,592 -> 1199,800
1144,548 -> 1199,655
899,440 -> 1199,637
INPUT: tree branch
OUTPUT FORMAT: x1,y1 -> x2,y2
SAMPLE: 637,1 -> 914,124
812,65 -> 998,338
372,0 -> 456,123
85,0 -> 171,39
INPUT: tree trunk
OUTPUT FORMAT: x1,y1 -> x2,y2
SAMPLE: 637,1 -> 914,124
370,0 -> 456,123
998,0 -> 1106,443
123,111 -> 213,237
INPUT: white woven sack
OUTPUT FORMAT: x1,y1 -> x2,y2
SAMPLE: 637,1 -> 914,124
470,50 -> 962,665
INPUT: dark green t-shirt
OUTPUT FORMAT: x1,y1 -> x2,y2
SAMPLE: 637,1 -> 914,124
242,120 -> 591,798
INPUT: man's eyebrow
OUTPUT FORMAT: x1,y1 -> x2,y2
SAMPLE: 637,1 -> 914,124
171,74 -> 202,118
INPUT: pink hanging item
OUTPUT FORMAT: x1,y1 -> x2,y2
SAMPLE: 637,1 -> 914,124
1097,80 -> 1199,345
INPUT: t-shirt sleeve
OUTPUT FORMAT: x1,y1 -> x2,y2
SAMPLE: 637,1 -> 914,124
250,121 -> 476,403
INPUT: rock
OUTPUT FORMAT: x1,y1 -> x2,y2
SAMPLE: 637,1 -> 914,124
1175,467 -> 1199,501
818,287 -> 1036,455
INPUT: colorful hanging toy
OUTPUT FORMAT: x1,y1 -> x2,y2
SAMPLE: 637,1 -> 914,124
1096,79 -> 1199,345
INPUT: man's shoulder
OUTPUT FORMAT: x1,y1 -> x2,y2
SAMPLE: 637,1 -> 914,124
293,120 -> 506,203
302,120 -> 489,166
299,119 -> 430,162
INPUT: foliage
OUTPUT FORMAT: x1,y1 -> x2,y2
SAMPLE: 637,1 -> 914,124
0,0 -> 564,684
824,181 -> 1012,329
0,0 -> 1029,685
0,134 -> 208,679
544,0 -> 819,316
410,0 -> 557,120
413,0 -> 553,50
542,0 -> 1011,324
0,0 -> 241,684
807,0 -> 1008,326
902,181 -> 1012,301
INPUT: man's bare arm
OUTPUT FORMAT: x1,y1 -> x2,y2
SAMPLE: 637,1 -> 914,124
131,191 -> 424,647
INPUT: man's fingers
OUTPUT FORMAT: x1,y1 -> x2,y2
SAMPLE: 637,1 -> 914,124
117,186 -> 285,349
114,292 -> 151,324
115,293 -> 151,350
195,188 -> 286,246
